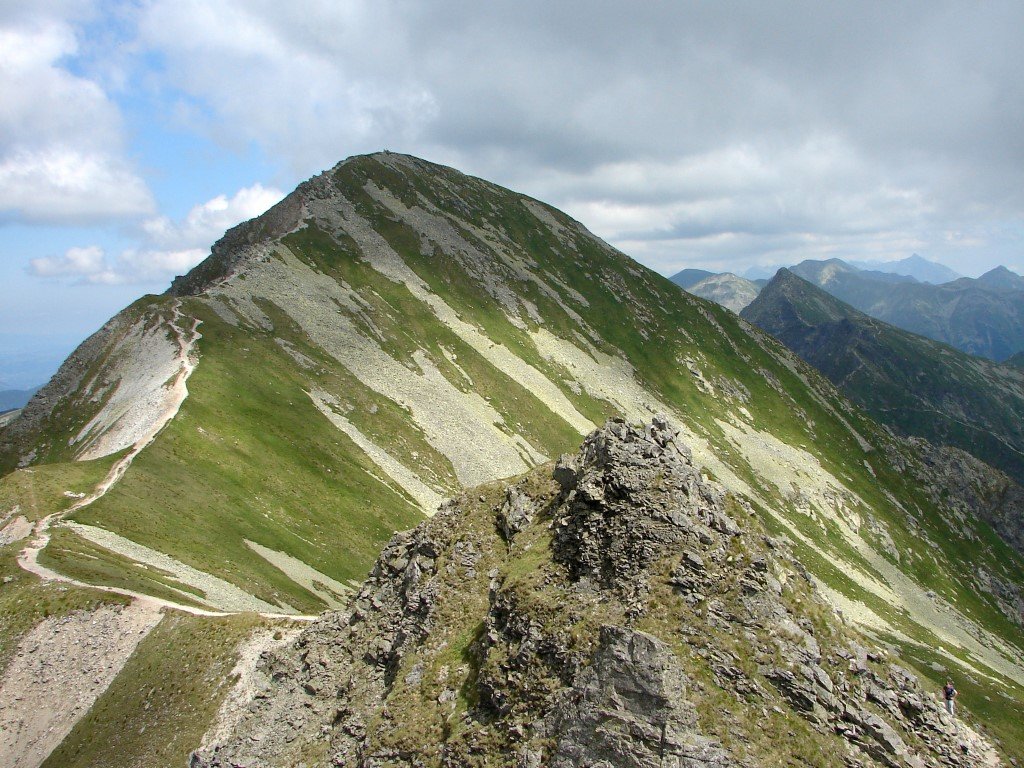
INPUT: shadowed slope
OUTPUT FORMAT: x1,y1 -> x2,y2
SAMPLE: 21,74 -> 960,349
742,269 -> 1024,484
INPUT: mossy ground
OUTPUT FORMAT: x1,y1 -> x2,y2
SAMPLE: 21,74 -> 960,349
0,451 -> 122,522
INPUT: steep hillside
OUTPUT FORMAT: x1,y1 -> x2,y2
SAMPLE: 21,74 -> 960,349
789,259 -> 1024,361
742,269 -> 1024,484
193,420 -> 1004,767
685,272 -> 761,313
2,152 -> 1024,762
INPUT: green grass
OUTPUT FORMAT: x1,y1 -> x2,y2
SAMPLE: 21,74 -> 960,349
41,611 -> 273,768
71,302 -> 425,613
38,527 -> 210,609
0,451 -> 122,522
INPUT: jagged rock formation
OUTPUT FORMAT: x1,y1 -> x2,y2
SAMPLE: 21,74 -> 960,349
905,439 -> 1024,558
192,420 -> 1001,767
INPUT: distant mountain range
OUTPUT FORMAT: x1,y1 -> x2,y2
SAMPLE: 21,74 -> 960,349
847,253 -> 962,284
679,272 -> 760,313
789,259 -> 1024,361
672,257 -> 1024,362
742,269 -> 1024,484
0,386 -> 40,413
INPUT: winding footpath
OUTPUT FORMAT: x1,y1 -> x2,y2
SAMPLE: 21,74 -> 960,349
15,300 -> 317,622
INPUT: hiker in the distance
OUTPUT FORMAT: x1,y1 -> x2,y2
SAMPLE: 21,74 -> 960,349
943,679 -> 958,715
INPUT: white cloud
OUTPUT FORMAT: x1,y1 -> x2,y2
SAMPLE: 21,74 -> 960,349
109,248 -> 208,283
29,245 -> 106,278
142,183 -> 285,249
0,12 -> 153,223
29,183 -> 283,285
0,147 -> 154,223
129,2 -> 1024,276
138,0 -> 437,173
29,244 -> 207,285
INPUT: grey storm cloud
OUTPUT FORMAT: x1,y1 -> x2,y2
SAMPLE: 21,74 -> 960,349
129,1 -> 1024,274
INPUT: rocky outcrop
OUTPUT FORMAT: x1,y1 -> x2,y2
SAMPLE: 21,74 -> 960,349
167,183 -> 307,297
192,419 -> 1001,767
543,626 -> 732,768
908,438 -> 1024,559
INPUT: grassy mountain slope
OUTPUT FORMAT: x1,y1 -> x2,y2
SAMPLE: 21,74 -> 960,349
742,269 -> 1024,484
2,152 -> 1024,760
790,258 -> 1024,361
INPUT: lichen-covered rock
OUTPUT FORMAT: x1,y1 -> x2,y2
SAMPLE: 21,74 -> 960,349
192,419 -> 1003,768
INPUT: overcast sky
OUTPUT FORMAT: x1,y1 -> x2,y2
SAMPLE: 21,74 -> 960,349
3,1 -> 1024,387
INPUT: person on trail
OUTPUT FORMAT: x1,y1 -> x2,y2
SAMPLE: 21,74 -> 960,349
943,680 -> 958,716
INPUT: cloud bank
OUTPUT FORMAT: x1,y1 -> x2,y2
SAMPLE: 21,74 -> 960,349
29,183 -> 284,284
0,10 -> 153,223
128,0 -> 1024,275
7,1 -> 1024,282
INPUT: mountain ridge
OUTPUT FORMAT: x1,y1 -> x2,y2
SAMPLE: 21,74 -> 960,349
3,151 -> 1024,763
849,254 -> 961,284
192,418 -> 1003,768
787,258 -> 1024,361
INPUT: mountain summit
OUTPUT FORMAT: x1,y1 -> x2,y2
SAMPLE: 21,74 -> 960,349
2,153 -> 1024,762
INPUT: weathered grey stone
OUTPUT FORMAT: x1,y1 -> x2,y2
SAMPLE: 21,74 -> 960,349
496,486 -> 536,541
192,419 -> 1003,768
546,626 -> 733,768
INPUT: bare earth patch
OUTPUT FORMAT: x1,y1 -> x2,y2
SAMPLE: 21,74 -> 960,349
200,624 -> 305,748
0,515 -> 31,546
0,602 -> 163,768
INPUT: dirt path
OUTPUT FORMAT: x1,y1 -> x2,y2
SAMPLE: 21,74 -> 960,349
15,301 -> 317,622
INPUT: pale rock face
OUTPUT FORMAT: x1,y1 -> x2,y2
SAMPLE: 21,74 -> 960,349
0,603 -> 163,768
685,272 -> 761,313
